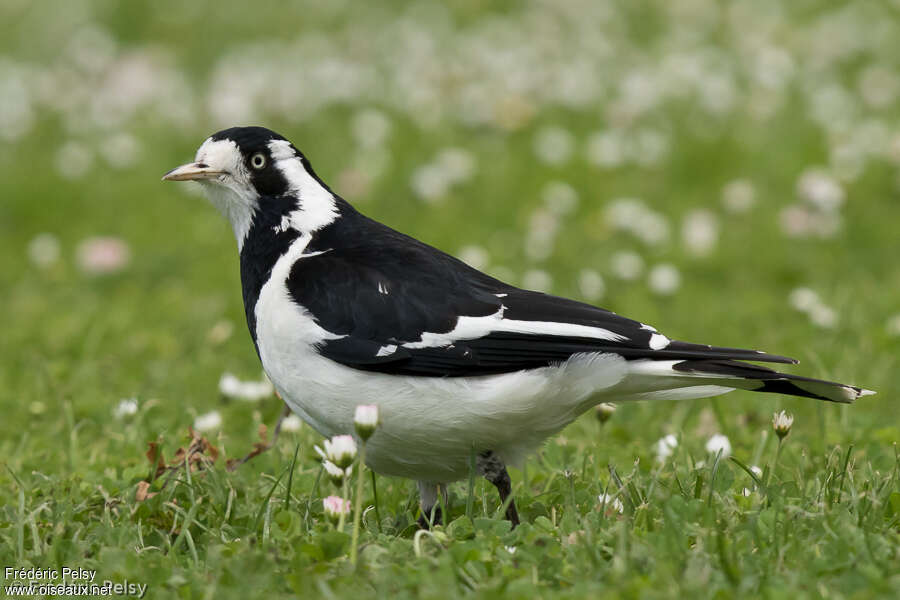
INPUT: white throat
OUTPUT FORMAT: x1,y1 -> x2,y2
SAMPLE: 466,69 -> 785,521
202,182 -> 258,251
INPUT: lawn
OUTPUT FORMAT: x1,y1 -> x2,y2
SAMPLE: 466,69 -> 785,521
1,1 -> 899,598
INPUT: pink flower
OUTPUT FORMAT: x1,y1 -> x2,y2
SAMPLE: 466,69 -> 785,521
76,236 -> 130,275
323,496 -> 350,523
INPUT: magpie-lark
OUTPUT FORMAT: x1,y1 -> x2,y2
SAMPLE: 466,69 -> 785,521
163,126 -> 873,527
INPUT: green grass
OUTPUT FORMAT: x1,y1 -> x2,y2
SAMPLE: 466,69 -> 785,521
2,1 -> 900,598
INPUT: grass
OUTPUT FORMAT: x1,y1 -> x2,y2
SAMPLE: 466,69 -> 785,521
2,1 -> 900,598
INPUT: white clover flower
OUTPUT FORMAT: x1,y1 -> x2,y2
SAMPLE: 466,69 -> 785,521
886,314 -> 900,337
525,209 -> 559,261
595,403 -> 616,424
858,65 -> 900,109
796,168 -> 844,213
648,264 -> 681,296
114,398 -> 138,419
586,130 -> 626,168
633,210 -> 671,246
789,287 -> 821,312
772,410 -> 794,440
750,465 -> 763,478
681,210 -> 719,256
218,373 -> 242,397
505,545 -> 517,555
323,459 -> 344,482
354,404 -> 380,441
809,304 -> 838,329
323,460 -> 352,487
606,198 -> 647,230
206,319 -> 235,345
323,495 -> 351,523
522,269 -> 553,293
218,372 -> 274,402
528,208 -> 560,238
193,410 -> 222,432
620,71 -> 661,115
533,126 -> 574,165
351,108 -> 392,149
578,269 -> 605,302
779,203 -> 842,239
316,434 -> 357,469
436,148 -> 476,184
280,414 -> 303,433
787,288 -> 838,328
606,198 -> 671,246
721,179 -> 756,214
654,434 -> 678,463
610,251 -> 644,281
598,494 -> 624,514
457,245 -> 490,270
410,164 -> 450,202
542,181 -> 579,216
27,233 -> 61,268
705,433 -> 732,458
779,204 -> 813,238
524,234 -> 555,261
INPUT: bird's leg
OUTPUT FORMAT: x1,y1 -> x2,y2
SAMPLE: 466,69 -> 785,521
477,451 -> 520,527
268,402 -> 293,445
416,480 -> 445,529
226,402 -> 292,471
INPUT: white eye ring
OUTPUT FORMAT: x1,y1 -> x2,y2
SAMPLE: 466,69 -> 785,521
250,153 -> 266,169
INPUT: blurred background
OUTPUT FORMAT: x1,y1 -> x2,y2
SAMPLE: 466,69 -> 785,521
1,0 -> 898,463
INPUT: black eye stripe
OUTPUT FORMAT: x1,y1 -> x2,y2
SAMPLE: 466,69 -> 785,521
207,127 -> 301,197
247,153 -> 288,196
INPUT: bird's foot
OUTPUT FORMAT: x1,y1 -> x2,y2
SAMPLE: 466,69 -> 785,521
478,450 -> 520,528
417,505 -> 443,529
415,481 -> 446,529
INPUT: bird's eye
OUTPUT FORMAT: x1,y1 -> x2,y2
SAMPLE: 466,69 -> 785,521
250,153 -> 266,170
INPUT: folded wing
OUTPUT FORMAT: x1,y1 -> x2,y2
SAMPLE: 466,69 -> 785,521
286,239 -> 794,377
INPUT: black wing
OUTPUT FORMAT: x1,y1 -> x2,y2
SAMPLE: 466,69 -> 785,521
287,218 -> 795,377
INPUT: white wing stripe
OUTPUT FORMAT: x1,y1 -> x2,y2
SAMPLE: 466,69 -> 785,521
402,308 -> 627,349
649,333 -> 671,349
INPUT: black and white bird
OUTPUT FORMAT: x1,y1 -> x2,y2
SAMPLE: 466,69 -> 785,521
163,126 -> 872,526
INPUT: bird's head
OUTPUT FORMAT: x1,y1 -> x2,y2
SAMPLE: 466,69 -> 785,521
163,126 -> 339,249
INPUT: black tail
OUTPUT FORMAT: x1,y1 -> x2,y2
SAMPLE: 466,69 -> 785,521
672,359 -> 874,404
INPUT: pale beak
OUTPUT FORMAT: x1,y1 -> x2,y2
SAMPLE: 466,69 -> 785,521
161,162 -> 226,182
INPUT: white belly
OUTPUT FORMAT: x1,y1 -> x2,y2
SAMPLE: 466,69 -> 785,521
253,238 -> 631,482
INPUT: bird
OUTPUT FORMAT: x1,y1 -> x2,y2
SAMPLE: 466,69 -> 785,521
163,126 -> 873,527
